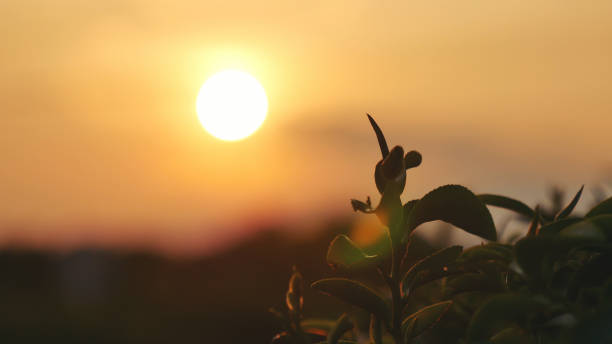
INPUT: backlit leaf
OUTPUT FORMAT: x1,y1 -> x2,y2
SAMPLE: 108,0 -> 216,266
327,313 -> 354,344
537,218 -> 582,236
467,294 -> 544,341
559,215 -> 612,241
326,235 -> 378,270
586,196 -> 612,218
554,185 -> 584,220
490,327 -> 535,344
401,301 -> 452,339
478,194 -> 535,219
404,185 -> 497,242
311,278 -> 390,323
401,246 -> 462,294
459,243 -> 513,264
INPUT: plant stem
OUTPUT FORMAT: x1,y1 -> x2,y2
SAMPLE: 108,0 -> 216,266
388,242 -> 405,344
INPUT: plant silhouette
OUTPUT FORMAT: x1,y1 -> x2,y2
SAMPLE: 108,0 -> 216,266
271,115 -> 612,344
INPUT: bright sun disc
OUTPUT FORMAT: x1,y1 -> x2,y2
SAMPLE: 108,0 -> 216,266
196,70 -> 268,141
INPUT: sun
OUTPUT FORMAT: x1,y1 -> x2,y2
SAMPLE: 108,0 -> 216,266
196,69 -> 268,141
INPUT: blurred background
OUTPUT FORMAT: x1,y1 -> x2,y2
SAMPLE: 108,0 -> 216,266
1,1 -> 611,343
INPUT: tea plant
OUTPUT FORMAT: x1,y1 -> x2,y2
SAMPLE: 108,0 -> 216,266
271,115 -> 612,344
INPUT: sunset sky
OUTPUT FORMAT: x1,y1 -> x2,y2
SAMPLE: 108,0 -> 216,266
1,1 -> 611,255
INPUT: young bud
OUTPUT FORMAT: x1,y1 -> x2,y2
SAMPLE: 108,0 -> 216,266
286,267 -> 304,313
381,146 -> 405,180
404,150 -> 422,169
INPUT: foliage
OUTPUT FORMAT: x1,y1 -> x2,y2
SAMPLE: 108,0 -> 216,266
271,115 -> 612,344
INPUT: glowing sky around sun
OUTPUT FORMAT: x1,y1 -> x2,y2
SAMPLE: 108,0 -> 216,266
1,1 -> 611,255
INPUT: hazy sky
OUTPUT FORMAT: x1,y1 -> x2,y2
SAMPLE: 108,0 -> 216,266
1,1 -> 611,255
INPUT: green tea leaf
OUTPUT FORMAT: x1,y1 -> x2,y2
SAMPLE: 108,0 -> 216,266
568,252 -> 612,300
559,214 -> 612,241
404,185 -> 497,242
586,196 -> 612,218
537,217 -> 582,236
401,246 -> 462,294
401,301 -> 452,339
311,278 -> 390,323
490,327 -> 535,344
446,273 -> 501,295
326,235 -> 378,270
554,185 -> 584,220
514,236 -> 571,282
459,243 -> 513,264
327,313 -> 354,344
467,294 -> 544,341
478,194 -> 535,219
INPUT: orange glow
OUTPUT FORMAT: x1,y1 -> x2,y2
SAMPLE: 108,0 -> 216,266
0,1 -> 611,254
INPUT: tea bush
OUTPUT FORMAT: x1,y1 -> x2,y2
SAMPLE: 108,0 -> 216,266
271,115 -> 612,344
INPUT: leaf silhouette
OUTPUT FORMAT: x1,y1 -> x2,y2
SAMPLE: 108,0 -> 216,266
478,194 -> 535,219
401,301 -> 452,339
537,217 -> 582,236
401,246 -> 462,294
467,294 -> 544,341
554,185 -> 584,220
559,214 -> 612,241
586,196 -> 612,218
404,185 -> 497,242
311,278 -> 390,323
367,114 -> 389,158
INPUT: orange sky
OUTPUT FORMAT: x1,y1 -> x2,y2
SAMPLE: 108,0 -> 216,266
1,1 -> 611,255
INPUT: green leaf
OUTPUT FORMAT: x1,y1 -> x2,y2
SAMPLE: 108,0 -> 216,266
446,273 -> 501,295
401,246 -> 462,294
559,215 -> 612,241
327,313 -> 354,344
301,319 -> 337,333
568,252 -> 612,300
537,217 -> 582,236
586,196 -> 612,218
367,114 -> 389,158
311,278 -> 390,323
467,294 -> 544,341
514,236 -> 573,282
404,185 -> 497,242
478,194 -> 535,219
459,243 -> 513,264
490,327 -> 535,344
326,235 -> 378,270
401,301 -> 452,339
402,318 -> 417,343
554,185 -> 584,220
